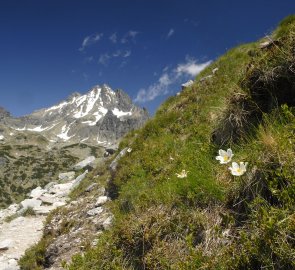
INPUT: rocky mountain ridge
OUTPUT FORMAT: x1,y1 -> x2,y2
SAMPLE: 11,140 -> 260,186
0,84 -> 148,147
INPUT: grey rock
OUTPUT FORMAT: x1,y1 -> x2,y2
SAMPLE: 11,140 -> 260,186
85,183 -> 98,192
58,171 -> 75,182
0,107 -> 11,120
73,156 -> 95,170
95,196 -> 108,207
87,207 -> 103,217
109,147 -> 128,173
71,170 -> 88,190
44,182 -> 57,191
39,194 -> 61,205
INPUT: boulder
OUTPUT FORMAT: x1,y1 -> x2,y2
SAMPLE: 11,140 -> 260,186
95,196 -> 109,207
58,171 -> 75,182
71,170 -> 88,190
20,199 -> 42,210
48,182 -> 73,196
29,186 -> 46,198
39,194 -> 60,205
33,205 -> 54,215
73,156 -> 95,170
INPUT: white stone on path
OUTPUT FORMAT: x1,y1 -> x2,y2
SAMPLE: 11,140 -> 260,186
29,187 -> 46,198
20,199 -> 42,210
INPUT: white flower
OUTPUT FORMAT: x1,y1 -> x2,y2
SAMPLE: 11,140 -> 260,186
216,148 -> 234,164
176,170 -> 188,178
229,162 -> 248,176
127,148 -> 132,153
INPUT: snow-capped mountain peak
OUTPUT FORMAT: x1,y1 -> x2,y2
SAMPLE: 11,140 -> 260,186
3,85 -> 148,146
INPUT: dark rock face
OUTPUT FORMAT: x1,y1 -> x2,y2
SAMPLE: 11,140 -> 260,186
97,109 -> 148,141
0,107 -> 10,120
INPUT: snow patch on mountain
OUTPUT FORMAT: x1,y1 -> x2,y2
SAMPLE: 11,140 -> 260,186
57,124 -> 74,141
112,108 -> 132,117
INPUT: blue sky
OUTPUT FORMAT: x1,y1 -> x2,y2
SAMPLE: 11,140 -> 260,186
0,0 -> 294,116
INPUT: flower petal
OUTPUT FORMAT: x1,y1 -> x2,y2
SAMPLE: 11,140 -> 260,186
227,148 -> 233,157
232,162 -> 239,169
219,149 -> 227,156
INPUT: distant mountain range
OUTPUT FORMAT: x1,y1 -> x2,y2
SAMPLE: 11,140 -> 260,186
0,84 -> 149,147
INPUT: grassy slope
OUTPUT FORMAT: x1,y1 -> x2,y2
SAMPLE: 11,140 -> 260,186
21,16 -> 295,270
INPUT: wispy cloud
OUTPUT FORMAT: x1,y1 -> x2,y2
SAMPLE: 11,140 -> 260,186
98,53 -> 110,65
123,50 -> 131,58
84,56 -> 94,63
134,57 -> 211,103
135,73 -> 172,103
79,33 -> 103,52
109,32 -> 117,43
112,50 -> 121,57
82,72 -> 89,81
175,58 -> 211,77
121,30 -> 139,44
166,28 -> 175,39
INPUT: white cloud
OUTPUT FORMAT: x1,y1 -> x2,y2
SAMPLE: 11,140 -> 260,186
98,53 -> 110,65
123,50 -> 131,58
134,57 -> 211,103
79,33 -> 103,51
166,28 -> 175,39
121,30 -> 139,44
134,73 -> 172,103
109,32 -> 117,43
175,58 -> 212,77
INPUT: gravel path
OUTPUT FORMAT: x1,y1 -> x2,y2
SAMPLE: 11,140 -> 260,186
0,216 -> 45,270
